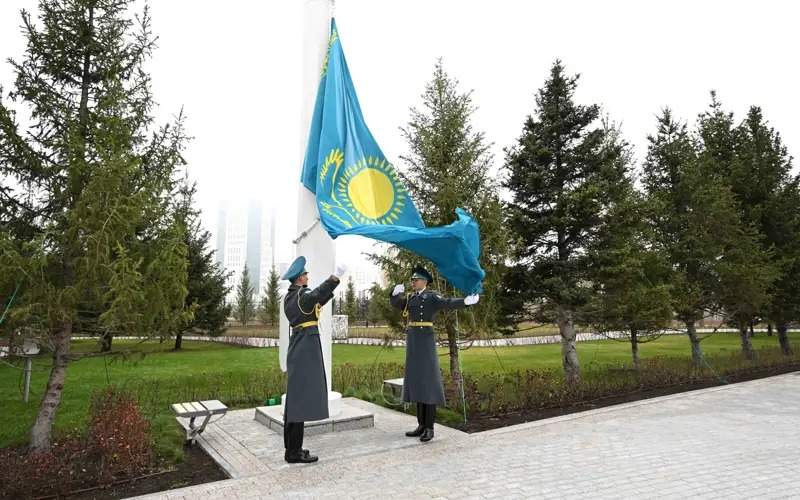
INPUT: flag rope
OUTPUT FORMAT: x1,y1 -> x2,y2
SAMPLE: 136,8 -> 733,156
0,281 -> 21,326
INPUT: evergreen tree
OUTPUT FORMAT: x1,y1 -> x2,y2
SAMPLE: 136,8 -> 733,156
696,96 -> 778,359
729,105 -> 794,355
642,107 -> 771,364
234,265 -> 255,326
344,276 -> 357,320
258,265 -> 280,327
502,61 -> 628,383
765,180 -> 800,355
0,0 -> 189,450
585,132 -> 673,369
366,283 -> 386,326
358,291 -> 370,325
728,106 -> 792,235
376,59 -> 509,387
174,178 -> 231,349
642,109 -> 709,365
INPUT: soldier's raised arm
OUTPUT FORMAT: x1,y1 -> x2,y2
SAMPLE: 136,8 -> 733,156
389,283 -> 406,310
299,275 -> 341,309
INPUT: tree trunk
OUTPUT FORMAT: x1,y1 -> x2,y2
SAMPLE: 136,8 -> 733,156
100,331 -> 113,352
685,321 -> 703,367
557,307 -> 580,384
630,328 -> 640,370
739,322 -> 756,361
30,322 -> 72,452
777,323 -> 792,356
749,320 -> 756,338
174,332 -> 183,350
446,320 -> 462,388
767,323 -> 773,337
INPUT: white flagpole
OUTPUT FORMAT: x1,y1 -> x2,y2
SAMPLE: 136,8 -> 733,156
279,0 -> 341,417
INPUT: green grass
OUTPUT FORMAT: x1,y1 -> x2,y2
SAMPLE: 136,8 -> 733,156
2,332 -> 797,461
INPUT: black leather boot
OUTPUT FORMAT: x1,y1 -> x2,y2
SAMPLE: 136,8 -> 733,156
405,425 -> 424,437
285,450 -> 318,463
420,428 -> 434,442
407,403 -> 425,436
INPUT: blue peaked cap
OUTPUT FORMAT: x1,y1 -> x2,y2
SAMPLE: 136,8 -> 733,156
411,266 -> 433,283
282,256 -> 308,282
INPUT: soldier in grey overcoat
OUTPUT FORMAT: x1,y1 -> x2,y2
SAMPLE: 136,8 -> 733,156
281,256 -> 345,463
390,266 -> 479,441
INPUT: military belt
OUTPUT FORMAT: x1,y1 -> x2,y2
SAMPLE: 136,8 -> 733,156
293,320 -> 319,330
407,322 -> 434,327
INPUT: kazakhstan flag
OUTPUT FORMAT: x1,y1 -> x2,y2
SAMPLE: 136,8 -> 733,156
301,19 -> 484,294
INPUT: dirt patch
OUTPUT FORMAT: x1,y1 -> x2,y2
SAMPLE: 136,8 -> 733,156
458,363 -> 800,433
57,445 -> 227,500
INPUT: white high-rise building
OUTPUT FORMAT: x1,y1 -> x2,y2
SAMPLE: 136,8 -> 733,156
216,201 -> 276,304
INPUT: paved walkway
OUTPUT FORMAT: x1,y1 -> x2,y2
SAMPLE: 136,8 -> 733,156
132,373 -> 800,499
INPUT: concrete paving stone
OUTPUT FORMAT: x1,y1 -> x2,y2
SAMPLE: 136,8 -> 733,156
129,375 -> 800,500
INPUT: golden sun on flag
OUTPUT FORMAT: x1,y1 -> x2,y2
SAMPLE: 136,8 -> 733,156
332,155 -> 408,225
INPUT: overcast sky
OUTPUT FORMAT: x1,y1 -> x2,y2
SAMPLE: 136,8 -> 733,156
1,0 -> 798,268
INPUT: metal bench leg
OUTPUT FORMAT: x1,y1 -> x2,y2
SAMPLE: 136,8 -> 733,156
196,413 -> 212,435
186,413 -> 212,444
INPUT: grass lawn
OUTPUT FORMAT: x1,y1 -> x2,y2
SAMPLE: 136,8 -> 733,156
1,331 -> 797,460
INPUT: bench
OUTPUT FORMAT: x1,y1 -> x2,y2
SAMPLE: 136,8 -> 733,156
171,400 -> 228,444
383,378 -> 404,399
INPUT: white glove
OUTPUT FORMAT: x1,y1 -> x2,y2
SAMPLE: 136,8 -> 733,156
392,284 -> 405,296
464,294 -> 480,306
334,263 -> 348,277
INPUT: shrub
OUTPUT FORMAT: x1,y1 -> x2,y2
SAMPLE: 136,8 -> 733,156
0,387 -> 155,499
443,346 -> 800,419
88,386 -> 154,483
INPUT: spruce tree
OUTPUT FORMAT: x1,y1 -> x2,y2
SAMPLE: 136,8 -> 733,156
642,107 -> 772,364
586,131 -> 673,369
234,265 -> 255,326
0,0 -> 189,450
259,265 -> 280,327
174,178 -> 231,348
765,180 -> 800,355
642,109 -> 708,364
729,105 -> 795,355
366,281 -> 404,332
344,276 -> 357,320
696,96 -> 777,359
366,284 -> 385,326
502,61 -> 628,383
376,59 -> 509,387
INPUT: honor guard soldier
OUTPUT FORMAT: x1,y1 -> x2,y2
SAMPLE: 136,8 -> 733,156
281,256 -> 345,463
390,266 -> 479,442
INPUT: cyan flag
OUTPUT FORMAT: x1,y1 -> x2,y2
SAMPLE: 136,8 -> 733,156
301,19 -> 484,294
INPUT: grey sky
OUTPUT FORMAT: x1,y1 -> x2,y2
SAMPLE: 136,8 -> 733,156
1,0 -> 798,268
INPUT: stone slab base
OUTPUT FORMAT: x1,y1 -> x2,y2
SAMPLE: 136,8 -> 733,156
254,400 -> 374,436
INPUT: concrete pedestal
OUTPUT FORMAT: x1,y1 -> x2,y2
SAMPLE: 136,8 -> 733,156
255,398 -> 374,436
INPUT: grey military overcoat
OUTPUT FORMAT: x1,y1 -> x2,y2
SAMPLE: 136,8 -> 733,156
283,276 -> 340,422
390,289 -> 466,405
